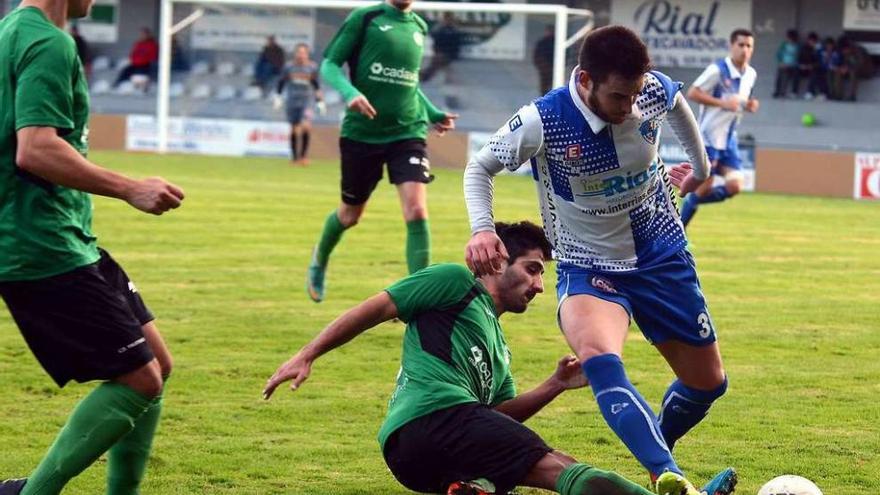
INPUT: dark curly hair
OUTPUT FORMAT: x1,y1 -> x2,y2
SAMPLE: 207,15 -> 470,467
495,221 -> 552,263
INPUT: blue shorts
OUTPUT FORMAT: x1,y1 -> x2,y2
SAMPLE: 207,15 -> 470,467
555,250 -> 717,346
706,145 -> 741,171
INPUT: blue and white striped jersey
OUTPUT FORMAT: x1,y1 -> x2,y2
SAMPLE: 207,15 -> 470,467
472,69 -> 700,272
692,57 -> 757,150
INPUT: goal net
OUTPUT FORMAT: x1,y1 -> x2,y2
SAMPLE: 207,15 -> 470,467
137,0 -> 592,154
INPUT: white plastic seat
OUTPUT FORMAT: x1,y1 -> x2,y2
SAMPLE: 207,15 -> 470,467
190,84 -> 212,99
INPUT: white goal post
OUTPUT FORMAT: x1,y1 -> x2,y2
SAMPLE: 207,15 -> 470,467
156,0 -> 593,153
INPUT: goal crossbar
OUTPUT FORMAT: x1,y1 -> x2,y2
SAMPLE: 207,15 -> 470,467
156,0 -> 593,152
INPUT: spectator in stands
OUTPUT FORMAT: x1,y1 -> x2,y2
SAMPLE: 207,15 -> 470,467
253,35 -> 285,91
797,32 -> 822,99
421,13 -> 462,85
170,35 -> 190,73
70,25 -> 90,74
818,37 -> 837,99
113,27 -> 159,87
773,29 -> 799,98
533,25 -> 554,95
831,37 -> 859,101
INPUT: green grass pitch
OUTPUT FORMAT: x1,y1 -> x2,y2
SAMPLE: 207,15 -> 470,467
1,151 -> 878,494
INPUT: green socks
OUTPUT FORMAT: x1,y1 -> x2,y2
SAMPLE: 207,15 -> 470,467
405,218 -> 431,274
315,210 -> 348,267
315,212 -> 429,274
22,382 -> 151,495
107,394 -> 164,495
556,463 -> 654,495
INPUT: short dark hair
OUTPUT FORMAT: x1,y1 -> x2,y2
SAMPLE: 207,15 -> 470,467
786,29 -> 799,41
730,28 -> 753,43
578,25 -> 651,85
496,221 -> 552,263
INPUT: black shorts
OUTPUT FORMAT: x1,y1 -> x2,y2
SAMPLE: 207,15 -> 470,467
339,137 -> 433,205
383,403 -> 552,495
0,249 -> 155,387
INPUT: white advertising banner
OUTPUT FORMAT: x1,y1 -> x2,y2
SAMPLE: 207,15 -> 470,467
422,0 -> 526,60
127,115 -> 291,157
611,0 -> 752,68
76,0 -> 119,43
854,153 -> 880,200
190,7 -> 314,52
844,0 -> 880,31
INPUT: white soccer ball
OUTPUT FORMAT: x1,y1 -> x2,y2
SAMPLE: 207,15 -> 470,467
757,475 -> 823,495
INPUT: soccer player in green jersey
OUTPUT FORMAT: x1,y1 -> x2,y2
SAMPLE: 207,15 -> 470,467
306,0 -> 458,302
0,1 -> 184,494
266,222 -> 660,495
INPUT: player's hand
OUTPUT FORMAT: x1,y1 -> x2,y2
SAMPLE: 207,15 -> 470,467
667,162 -> 705,197
465,230 -> 509,276
272,94 -> 283,111
124,177 -> 185,215
263,350 -> 313,400
316,100 -> 327,116
348,95 -> 377,119
745,98 -> 759,113
433,112 -> 459,136
550,355 -> 588,391
721,97 -> 741,112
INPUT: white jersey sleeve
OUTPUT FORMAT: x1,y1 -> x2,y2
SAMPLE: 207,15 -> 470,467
464,104 -> 544,234
666,92 -> 710,180
692,63 -> 721,92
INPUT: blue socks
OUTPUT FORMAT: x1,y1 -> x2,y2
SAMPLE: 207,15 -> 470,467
582,354 -> 679,477
681,186 -> 731,227
659,377 -> 727,450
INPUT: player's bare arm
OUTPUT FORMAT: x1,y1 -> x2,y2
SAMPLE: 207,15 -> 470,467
16,126 -> 184,215
493,355 -> 588,422
263,291 -> 398,398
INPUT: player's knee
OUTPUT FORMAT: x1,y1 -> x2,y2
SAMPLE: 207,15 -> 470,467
122,360 -> 164,398
337,208 -> 362,227
403,204 -> 428,222
726,179 -> 742,196
158,354 -> 173,381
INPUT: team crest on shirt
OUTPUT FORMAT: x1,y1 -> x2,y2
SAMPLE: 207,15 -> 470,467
565,144 -> 582,160
413,32 -> 424,46
639,118 -> 661,145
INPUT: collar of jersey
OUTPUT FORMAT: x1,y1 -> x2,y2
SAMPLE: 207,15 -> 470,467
567,67 -> 609,135
473,278 -> 499,317
381,2 -> 413,20
724,56 -> 746,79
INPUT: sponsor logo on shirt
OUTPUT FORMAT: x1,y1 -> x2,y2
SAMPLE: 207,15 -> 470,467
508,114 -> 523,132
572,162 -> 659,198
367,62 -> 418,86
565,144 -> 582,160
468,345 -> 494,403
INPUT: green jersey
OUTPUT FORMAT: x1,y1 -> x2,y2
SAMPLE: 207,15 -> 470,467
322,2 -> 446,144
378,264 -> 516,449
0,7 -> 98,282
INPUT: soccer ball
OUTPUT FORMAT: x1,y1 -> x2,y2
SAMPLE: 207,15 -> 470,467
757,475 -> 822,495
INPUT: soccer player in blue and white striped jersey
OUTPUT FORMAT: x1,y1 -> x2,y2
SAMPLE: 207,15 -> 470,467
681,29 -> 759,227
463,25 -> 736,495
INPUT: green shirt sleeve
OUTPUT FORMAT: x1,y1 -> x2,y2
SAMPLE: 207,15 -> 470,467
319,58 -> 361,104
15,35 -> 76,132
385,264 -> 475,323
493,371 -> 516,406
321,11 -> 366,103
418,88 -> 447,124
